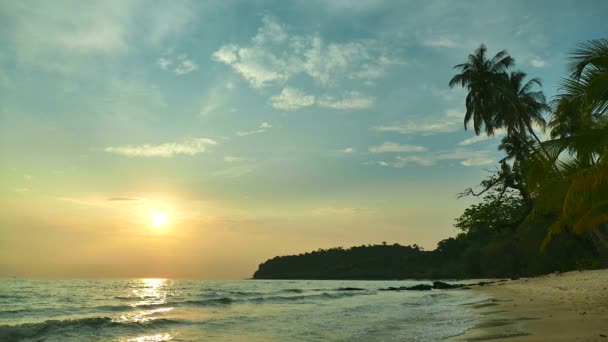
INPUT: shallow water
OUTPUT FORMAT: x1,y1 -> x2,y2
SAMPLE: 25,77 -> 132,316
0,278 -> 487,341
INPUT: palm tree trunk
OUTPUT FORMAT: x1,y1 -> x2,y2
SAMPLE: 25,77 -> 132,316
591,226 -> 608,267
525,122 -> 562,175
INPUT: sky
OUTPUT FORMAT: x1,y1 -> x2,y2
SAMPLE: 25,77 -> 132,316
0,0 -> 606,279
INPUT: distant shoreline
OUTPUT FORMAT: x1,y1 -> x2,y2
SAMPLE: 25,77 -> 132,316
452,269 -> 608,341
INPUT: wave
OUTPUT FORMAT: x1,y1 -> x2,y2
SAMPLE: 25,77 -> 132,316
0,317 -> 184,341
280,288 -> 304,293
181,297 -> 235,306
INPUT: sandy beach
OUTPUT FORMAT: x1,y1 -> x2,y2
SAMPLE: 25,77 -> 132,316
454,269 -> 608,341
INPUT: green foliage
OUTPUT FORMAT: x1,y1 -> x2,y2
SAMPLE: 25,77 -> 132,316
454,190 -> 527,234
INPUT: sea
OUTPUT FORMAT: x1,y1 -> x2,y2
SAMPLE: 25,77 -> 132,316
0,278 -> 489,341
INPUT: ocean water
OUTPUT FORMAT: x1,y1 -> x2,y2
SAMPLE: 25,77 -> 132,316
0,278 -> 488,341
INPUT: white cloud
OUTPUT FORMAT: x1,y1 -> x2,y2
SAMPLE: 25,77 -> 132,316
174,59 -> 198,75
375,109 -> 463,135
369,142 -> 427,153
211,15 -> 398,88
237,122 -> 272,136
311,206 -> 368,217
158,53 -> 198,75
340,147 -> 355,154
157,57 -> 172,70
56,26 -> 125,53
213,165 -> 255,178
530,57 -> 546,68
318,92 -> 375,110
377,149 -> 494,168
422,37 -> 459,48
224,156 -> 246,163
458,128 -> 507,146
104,138 -> 217,157
271,87 -> 315,110
445,109 -> 464,118
375,121 -> 458,134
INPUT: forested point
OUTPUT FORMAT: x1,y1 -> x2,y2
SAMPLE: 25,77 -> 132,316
254,38 -> 608,280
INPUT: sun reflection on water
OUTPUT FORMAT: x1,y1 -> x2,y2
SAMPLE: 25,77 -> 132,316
123,333 -> 173,342
115,278 -> 176,324
130,278 -> 170,307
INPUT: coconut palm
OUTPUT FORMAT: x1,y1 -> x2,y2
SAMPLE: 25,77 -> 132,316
449,44 -> 514,135
567,38 -> 608,115
531,39 -> 608,256
494,71 -> 549,144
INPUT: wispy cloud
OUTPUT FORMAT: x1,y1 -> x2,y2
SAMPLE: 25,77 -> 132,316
318,92 -> 375,110
374,149 -> 494,168
104,138 -> 217,157
422,36 -> 459,48
157,53 -> 198,75
340,147 -> 355,154
311,206 -> 370,217
369,142 -> 427,153
271,87 -> 315,110
223,156 -> 247,163
375,121 -> 458,134
211,15 -> 399,88
107,197 -> 141,202
213,165 -> 255,178
530,57 -> 546,68
375,109 -> 462,135
237,122 -> 272,136
458,128 -> 506,146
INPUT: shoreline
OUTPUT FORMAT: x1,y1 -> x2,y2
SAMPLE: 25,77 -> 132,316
452,269 -> 608,341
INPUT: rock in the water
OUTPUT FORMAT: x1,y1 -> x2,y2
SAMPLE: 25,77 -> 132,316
337,287 -> 364,291
406,284 -> 433,291
432,281 -> 464,289
379,286 -> 409,291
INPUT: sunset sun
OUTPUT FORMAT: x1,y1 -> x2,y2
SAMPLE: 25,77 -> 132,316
151,212 -> 168,228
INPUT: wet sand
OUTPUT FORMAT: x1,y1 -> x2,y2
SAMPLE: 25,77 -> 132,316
452,269 -> 608,341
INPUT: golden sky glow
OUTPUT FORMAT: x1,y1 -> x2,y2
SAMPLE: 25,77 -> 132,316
1,1 -> 604,279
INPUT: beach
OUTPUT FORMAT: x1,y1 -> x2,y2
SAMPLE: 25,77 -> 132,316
454,269 -> 608,341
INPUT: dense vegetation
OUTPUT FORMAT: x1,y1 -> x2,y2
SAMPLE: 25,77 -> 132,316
253,39 -> 608,280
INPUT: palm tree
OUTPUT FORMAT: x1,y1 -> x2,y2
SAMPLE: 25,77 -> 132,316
449,44 -> 514,135
532,39 -> 608,258
567,38 -> 608,115
495,71 -> 549,144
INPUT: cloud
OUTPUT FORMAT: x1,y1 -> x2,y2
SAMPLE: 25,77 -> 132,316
107,197 -> 141,202
375,109 -> 463,135
318,92 -> 375,110
376,149 -> 494,168
375,121 -> 458,134
157,57 -> 172,70
56,26 -> 125,53
369,142 -> 427,153
530,57 -> 546,68
458,128 -> 507,146
174,59 -> 198,75
158,53 -> 198,75
213,165 -> 255,178
340,147 -> 355,154
5,1 -> 195,74
237,122 -> 272,136
223,156 -> 246,163
311,206 -> 369,217
422,37 -> 459,48
211,15 -> 399,88
104,138 -> 217,157
445,109 -> 464,118
271,87 -> 315,110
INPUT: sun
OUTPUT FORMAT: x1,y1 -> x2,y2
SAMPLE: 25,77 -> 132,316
151,212 -> 168,228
